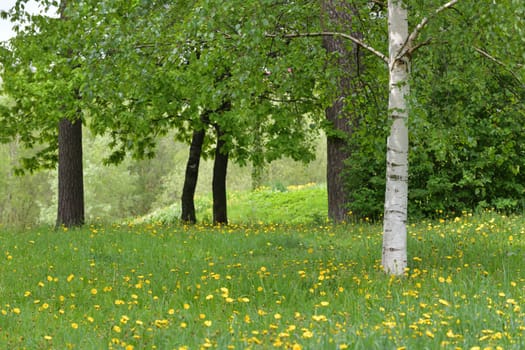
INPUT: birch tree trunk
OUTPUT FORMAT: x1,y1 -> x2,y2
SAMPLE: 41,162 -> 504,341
382,0 -> 410,275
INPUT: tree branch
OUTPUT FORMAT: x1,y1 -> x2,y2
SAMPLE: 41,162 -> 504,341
265,31 -> 388,64
397,0 -> 460,59
407,37 -> 433,55
474,47 -> 523,84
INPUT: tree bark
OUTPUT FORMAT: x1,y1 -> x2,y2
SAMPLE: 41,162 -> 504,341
180,126 -> 206,224
321,0 -> 361,223
212,125 -> 228,225
56,117 -> 85,228
382,0 -> 410,275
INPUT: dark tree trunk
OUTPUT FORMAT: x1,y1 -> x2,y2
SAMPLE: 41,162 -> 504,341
321,0 -> 362,223
212,125 -> 228,225
181,127 -> 206,224
56,117 -> 84,228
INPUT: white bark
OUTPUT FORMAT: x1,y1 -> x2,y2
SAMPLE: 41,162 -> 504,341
382,0 -> 410,275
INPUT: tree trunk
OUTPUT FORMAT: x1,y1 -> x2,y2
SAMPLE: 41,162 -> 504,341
56,117 -> 85,228
180,126 -> 206,224
321,0 -> 361,223
212,125 -> 228,225
382,1 -> 410,275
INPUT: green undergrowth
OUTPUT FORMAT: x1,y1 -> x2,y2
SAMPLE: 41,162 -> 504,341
0,210 -> 524,349
135,182 -> 328,225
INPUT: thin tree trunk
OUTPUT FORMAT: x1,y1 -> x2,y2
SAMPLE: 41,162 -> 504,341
321,0 -> 361,223
212,125 -> 228,225
56,117 -> 85,228
382,0 -> 410,275
180,126 -> 206,224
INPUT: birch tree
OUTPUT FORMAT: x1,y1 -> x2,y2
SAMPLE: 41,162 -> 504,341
381,0 -> 459,274
381,1 -> 411,275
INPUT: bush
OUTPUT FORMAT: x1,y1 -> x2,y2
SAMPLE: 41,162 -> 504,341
345,46 -> 525,220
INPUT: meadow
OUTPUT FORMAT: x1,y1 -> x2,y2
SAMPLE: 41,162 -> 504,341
0,185 -> 524,349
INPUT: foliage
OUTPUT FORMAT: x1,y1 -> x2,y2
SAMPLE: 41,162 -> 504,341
0,142 -> 52,228
344,0 -> 525,220
0,0 -> 86,172
0,211 -> 524,348
75,0 -> 329,167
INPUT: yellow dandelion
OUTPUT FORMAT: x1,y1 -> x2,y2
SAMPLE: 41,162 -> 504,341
183,303 -> 190,310
204,320 -> 212,327
312,315 -> 327,322
12,307 -> 21,315
438,299 -> 450,307
90,288 -> 98,295
154,319 -> 169,328
302,330 -> 313,339
71,322 -> 79,329
113,325 -> 122,333
67,274 -> 75,282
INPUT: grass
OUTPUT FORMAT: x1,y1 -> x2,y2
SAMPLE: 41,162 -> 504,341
134,183 -> 328,226
1,198 -> 524,349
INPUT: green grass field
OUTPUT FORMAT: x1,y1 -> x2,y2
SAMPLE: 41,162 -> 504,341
1,187 -> 524,349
